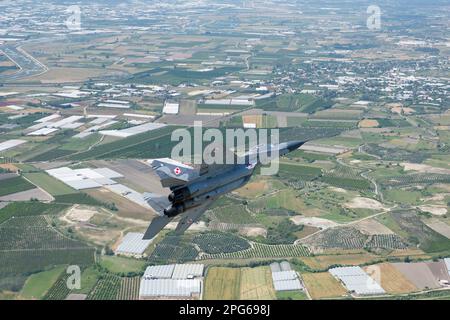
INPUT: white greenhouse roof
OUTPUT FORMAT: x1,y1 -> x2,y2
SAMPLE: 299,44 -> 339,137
273,280 -> 302,292
46,167 -> 124,190
280,261 -> 292,271
100,122 -> 166,138
144,265 -> 175,279
172,264 -> 204,279
27,128 -> 59,136
34,114 -> 61,123
329,266 -> 385,295
105,184 -> 150,208
0,139 -> 26,152
116,232 -> 151,255
444,258 -> 450,276
49,116 -> 83,128
270,262 -> 281,273
64,179 -> 103,190
92,168 -> 123,179
272,271 -> 298,282
139,279 -> 201,297
163,102 -> 179,114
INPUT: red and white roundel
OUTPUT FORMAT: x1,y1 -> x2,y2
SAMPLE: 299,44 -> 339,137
173,167 -> 182,175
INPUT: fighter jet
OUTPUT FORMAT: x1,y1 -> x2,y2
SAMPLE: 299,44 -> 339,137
142,140 -> 305,239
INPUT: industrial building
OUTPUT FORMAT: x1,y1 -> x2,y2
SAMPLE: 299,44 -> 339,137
140,264 -> 204,299
329,266 -> 385,296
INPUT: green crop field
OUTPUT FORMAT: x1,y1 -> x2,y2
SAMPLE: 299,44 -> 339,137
149,235 -> 198,263
59,134 -> 102,151
20,266 -> 65,299
303,120 -> 358,129
379,211 -> 450,253
0,176 -> 35,196
249,189 -> 306,214
43,272 -> 71,300
385,189 -> 422,205
23,172 -> 76,196
201,242 -> 310,260
130,66 -> 244,85
193,232 -> 250,254
0,202 -> 69,224
276,290 -> 308,300
375,118 -> 411,127
53,193 -> 103,206
1,249 -> 95,280
0,215 -> 95,286
320,176 -> 372,191
278,163 -> 322,181
212,205 -> 257,224
99,256 -> 146,274
68,126 -> 178,160
117,277 -> 140,300
87,274 -> 122,300
255,93 -> 324,113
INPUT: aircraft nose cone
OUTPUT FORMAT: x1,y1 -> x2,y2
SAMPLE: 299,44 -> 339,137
286,141 -> 304,151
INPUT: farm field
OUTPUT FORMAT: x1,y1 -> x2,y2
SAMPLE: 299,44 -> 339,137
278,163 -> 322,181
0,202 -> 69,224
149,235 -> 198,263
239,267 -> 276,300
391,262 -> 441,290
302,272 -> 347,299
302,227 -> 369,252
381,210 -> 450,253
204,265 -> 277,300
19,266 -> 65,299
0,214 -> 95,289
276,290 -> 309,300
0,176 -> 35,196
43,272 -> 72,300
211,205 -> 257,224
204,267 -> 241,300
23,172 -> 77,196
193,232 -> 250,255
299,252 -> 380,270
99,256 -> 146,274
87,274 -> 122,300
200,242 -> 310,260
117,277 -> 140,300
363,263 -> 417,294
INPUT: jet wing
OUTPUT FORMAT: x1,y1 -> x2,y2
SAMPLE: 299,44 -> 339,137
143,215 -> 173,240
143,192 -> 171,216
142,198 -> 216,240
174,198 -> 215,235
